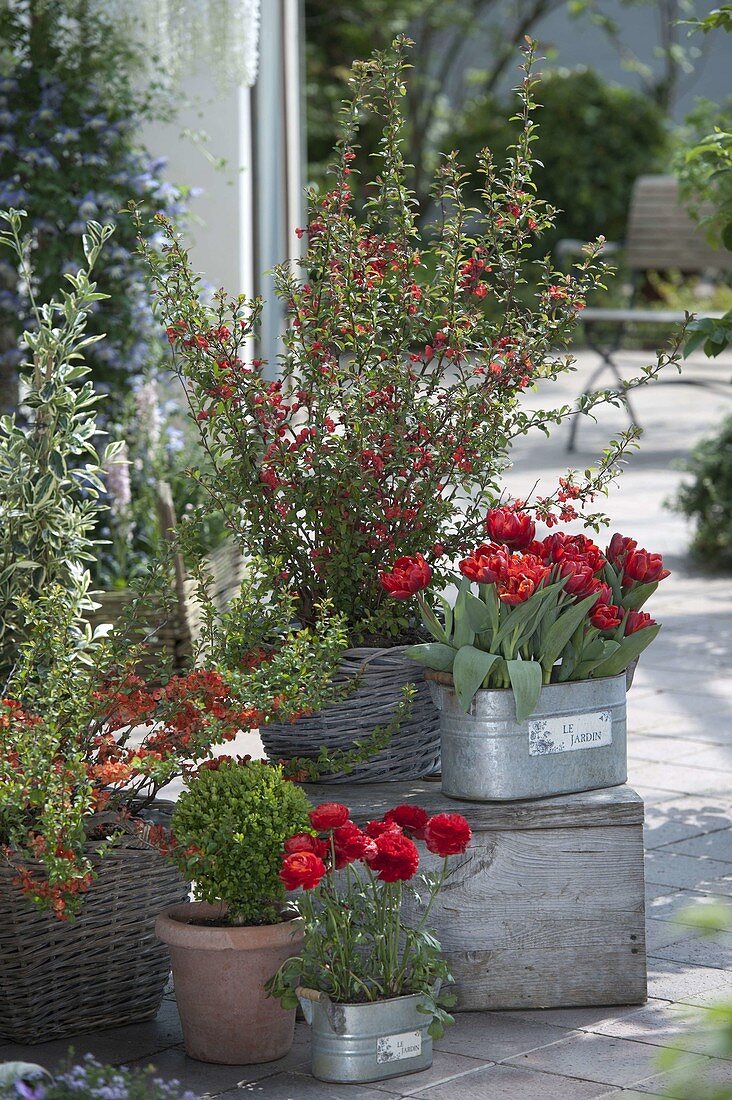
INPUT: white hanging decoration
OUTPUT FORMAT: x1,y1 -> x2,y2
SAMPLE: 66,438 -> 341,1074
113,0 -> 262,89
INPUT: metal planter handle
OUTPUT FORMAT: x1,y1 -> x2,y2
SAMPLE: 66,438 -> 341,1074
297,986 -> 337,1030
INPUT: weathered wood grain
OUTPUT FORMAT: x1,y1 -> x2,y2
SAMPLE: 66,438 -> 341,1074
304,779 -> 644,831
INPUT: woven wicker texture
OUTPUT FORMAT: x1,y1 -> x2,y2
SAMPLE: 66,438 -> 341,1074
0,815 -> 188,1044
260,647 -> 440,783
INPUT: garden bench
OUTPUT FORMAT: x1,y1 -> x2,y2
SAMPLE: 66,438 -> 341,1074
560,175 -> 732,451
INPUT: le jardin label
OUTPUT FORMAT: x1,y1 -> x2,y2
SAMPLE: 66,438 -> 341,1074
528,710 -> 612,756
376,1030 -> 422,1063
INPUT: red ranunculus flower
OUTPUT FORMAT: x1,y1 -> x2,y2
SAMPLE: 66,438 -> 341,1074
624,609 -> 657,636
364,819 -> 401,839
280,850 -> 327,890
333,821 -> 377,868
485,506 -> 536,550
607,533 -> 637,568
497,554 -> 549,605
622,549 -> 670,586
284,833 -> 329,859
309,802 -> 350,831
379,554 -> 433,600
590,603 -> 623,631
384,804 -> 429,839
459,543 -> 508,585
425,813 -> 472,856
365,829 -> 420,882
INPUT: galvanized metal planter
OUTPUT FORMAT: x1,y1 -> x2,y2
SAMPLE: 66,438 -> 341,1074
297,988 -> 433,1083
428,672 -> 627,802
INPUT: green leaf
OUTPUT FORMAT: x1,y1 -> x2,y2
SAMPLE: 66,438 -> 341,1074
405,642 -> 456,672
621,580 -> 658,611
420,599 -> 448,644
506,660 -> 543,722
591,624 -> 661,679
436,595 -> 453,641
452,646 -> 501,712
452,581 -> 476,649
465,591 -> 492,633
541,592 -> 599,672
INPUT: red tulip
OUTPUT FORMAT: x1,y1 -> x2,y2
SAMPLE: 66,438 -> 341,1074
622,550 -> 670,586
379,554 -> 432,599
485,507 -> 536,550
624,610 -> 657,636
459,543 -> 508,585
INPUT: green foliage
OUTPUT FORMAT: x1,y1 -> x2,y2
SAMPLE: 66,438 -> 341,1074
672,414 -> 732,569
171,760 -> 313,925
0,209 -> 121,676
451,68 -> 669,251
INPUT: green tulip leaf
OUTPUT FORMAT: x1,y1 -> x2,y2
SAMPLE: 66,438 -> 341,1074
621,580 -> 658,611
452,646 -> 501,712
437,595 -> 454,642
452,581 -> 476,649
541,591 -> 600,672
506,659 -> 543,722
420,599 -> 448,644
591,624 -> 661,680
405,642 -> 457,672
465,591 -> 492,633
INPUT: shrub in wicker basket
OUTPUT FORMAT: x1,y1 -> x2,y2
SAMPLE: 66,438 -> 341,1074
139,40 -> 682,781
156,759 -> 312,1065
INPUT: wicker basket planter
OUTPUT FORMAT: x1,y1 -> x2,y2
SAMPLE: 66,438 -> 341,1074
260,646 -> 440,783
0,810 -> 188,1044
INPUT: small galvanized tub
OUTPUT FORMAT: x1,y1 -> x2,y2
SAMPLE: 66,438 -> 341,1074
297,988 -> 433,1083
428,672 -> 627,802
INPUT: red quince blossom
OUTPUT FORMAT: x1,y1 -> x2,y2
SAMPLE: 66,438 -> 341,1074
383,804 -> 429,839
624,610 -> 657,636
485,506 -> 536,550
365,828 -> 420,882
379,554 -> 432,599
280,850 -> 327,890
309,802 -> 350,831
424,813 -> 472,857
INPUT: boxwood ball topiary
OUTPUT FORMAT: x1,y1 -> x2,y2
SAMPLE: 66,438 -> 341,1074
171,760 -> 313,925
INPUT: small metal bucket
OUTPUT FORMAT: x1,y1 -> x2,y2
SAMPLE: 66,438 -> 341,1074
429,672 -> 627,802
297,988 -> 433,1083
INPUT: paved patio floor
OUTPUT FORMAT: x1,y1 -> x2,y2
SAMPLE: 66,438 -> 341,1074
2,349 -> 732,1098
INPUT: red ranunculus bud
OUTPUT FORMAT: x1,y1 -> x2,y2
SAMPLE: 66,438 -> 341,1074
379,554 -> 432,600
424,813 -> 472,856
280,850 -> 326,890
485,506 -> 536,550
624,610 -> 657,636
284,833 -> 328,859
384,804 -> 429,839
590,603 -> 623,631
459,543 -> 508,585
364,819 -> 402,839
309,802 -> 350,831
622,549 -> 670,586
364,829 -> 420,882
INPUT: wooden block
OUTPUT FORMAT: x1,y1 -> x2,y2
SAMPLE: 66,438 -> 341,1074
304,780 -> 647,1011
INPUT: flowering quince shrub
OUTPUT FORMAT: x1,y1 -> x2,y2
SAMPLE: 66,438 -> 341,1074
137,37 -> 683,645
169,759 -> 313,926
267,801 -> 472,1036
379,507 -> 668,720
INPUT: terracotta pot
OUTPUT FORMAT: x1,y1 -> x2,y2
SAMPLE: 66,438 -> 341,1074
156,901 -> 303,1064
